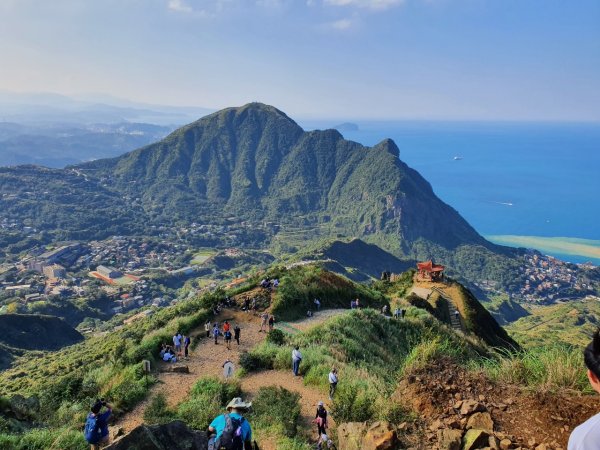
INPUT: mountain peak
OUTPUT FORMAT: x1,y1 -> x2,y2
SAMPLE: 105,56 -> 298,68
373,138 -> 400,158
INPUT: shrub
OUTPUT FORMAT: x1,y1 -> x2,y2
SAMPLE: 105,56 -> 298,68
266,329 -> 286,346
240,351 -> 275,372
251,386 -> 301,438
329,382 -> 375,423
144,393 -> 175,424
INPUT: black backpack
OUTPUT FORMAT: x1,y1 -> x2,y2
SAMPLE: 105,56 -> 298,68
216,414 -> 245,450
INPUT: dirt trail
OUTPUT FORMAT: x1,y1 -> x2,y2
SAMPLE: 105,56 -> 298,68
114,305 -> 348,436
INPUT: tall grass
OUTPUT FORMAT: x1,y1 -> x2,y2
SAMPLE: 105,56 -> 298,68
474,345 -> 590,392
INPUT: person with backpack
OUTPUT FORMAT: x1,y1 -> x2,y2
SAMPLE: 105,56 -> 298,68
205,320 -> 211,338
234,325 -> 241,346
208,397 -> 253,450
268,315 -> 275,332
213,323 -> 220,345
569,328 -> 600,449
224,329 -> 232,350
84,399 -> 112,450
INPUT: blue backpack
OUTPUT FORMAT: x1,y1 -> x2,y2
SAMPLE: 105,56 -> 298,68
216,414 -> 245,450
84,413 -> 102,444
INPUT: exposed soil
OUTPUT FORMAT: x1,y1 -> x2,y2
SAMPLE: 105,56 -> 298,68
395,358 -> 600,449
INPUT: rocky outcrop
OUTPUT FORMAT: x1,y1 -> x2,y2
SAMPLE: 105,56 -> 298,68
337,421 -> 399,450
105,420 -> 208,450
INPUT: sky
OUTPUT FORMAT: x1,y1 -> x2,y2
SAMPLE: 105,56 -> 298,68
0,0 -> 599,120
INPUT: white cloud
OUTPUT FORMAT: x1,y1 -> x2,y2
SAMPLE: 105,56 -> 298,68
168,0 -> 193,13
324,0 -> 404,10
330,17 -> 354,30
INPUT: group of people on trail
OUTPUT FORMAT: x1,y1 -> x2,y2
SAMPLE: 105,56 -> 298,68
393,307 -> 407,320
159,332 -> 191,362
259,311 -> 275,333
242,297 -> 258,313
350,298 -> 360,309
209,320 -> 242,349
259,277 -> 279,290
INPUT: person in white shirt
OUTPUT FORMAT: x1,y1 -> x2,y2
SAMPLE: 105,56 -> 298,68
292,346 -> 302,376
328,367 -> 338,400
569,329 -> 600,450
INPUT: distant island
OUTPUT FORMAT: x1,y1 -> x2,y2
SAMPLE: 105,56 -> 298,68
333,122 -> 359,132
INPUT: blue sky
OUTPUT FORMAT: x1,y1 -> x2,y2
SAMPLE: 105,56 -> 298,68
0,0 -> 599,120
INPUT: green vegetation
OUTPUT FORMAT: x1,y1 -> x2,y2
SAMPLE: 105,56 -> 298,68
250,386 -> 302,438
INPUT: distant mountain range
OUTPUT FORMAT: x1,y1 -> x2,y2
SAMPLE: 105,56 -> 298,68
0,103 -> 524,287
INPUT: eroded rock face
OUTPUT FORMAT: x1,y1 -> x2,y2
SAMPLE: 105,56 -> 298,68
337,422 -> 368,450
105,420 -> 208,450
361,421 -> 398,450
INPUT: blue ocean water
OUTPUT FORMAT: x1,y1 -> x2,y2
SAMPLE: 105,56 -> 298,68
302,120 -> 600,263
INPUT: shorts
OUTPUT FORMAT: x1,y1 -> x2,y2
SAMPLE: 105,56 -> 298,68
175,345 -> 181,352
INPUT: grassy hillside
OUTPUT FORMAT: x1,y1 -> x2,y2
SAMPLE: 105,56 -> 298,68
506,299 -> 600,348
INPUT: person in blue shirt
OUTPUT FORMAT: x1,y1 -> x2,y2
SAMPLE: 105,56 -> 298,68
85,399 -> 112,450
208,397 -> 253,450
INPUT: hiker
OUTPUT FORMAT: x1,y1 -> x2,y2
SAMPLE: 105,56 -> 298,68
569,328 -> 600,449
159,343 -> 167,359
208,397 -> 253,450
184,335 -> 191,359
205,320 -> 211,338
394,307 -> 401,319
292,346 -> 302,376
350,299 -> 355,309
328,367 -> 338,400
314,298 -> 321,311
314,401 -> 328,437
382,304 -> 389,316
163,348 -> 176,362
243,298 -> 250,312
84,399 -> 112,450
224,328 -> 232,350
401,308 -> 406,320
268,315 -> 275,331
234,324 -> 241,345
355,298 -> 360,308
213,323 -> 220,345
260,311 -> 269,332
173,332 -> 182,356
251,298 -> 257,311
223,320 -> 231,333
454,310 -> 460,323
317,433 -> 336,450
273,279 -> 279,288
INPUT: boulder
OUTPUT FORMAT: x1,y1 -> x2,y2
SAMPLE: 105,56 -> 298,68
105,420 -> 208,450
462,429 -> 489,450
460,400 -> 486,416
338,422 -> 368,450
466,412 -> 494,433
499,438 -> 512,450
438,428 -> 463,450
361,421 -> 398,450
169,365 -> 190,373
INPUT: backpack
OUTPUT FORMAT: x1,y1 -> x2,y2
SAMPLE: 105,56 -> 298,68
216,414 -> 245,450
84,414 -> 102,444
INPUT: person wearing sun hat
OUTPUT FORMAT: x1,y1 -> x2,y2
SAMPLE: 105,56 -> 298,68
208,397 -> 253,450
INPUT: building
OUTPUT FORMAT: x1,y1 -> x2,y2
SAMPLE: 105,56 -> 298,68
43,264 -> 66,279
96,265 -> 122,279
417,260 -> 445,282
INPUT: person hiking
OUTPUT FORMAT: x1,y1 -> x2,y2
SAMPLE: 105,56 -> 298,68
382,304 -> 389,316
317,433 -> 336,450
328,367 -> 338,400
208,397 -> 253,450
184,335 -> 191,359
243,298 -> 250,312
213,323 -> 220,345
259,311 -> 269,332
569,328 -> 600,449
173,332 -> 182,356
314,401 -> 328,437
314,298 -> 321,311
400,308 -> 406,320
205,320 -> 211,338
223,320 -> 231,333
234,324 -> 241,346
84,399 -> 112,450
355,298 -> 360,308
394,306 -> 401,319
224,329 -> 232,350
268,315 -> 275,331
292,346 -> 302,376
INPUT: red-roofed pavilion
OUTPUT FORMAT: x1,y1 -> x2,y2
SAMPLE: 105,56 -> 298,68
417,260 -> 445,281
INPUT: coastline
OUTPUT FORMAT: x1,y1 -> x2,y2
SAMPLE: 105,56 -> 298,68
487,235 -> 600,265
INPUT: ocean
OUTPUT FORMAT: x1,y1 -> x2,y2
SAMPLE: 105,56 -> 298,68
302,120 -> 600,264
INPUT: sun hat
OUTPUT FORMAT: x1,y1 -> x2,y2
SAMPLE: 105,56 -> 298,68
318,401 -> 324,407
226,397 -> 252,411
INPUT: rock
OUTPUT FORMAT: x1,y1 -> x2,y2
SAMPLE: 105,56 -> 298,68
438,428 -> 463,450
338,422 -> 368,450
447,419 -> 462,429
9,395 -> 39,420
430,420 -> 444,431
488,435 -> 499,449
105,420 -> 207,450
499,438 -> 512,449
460,400 -> 486,416
466,412 -> 494,433
169,365 -> 190,373
535,445 -> 549,450
110,427 -> 125,440
361,421 -> 398,450
462,429 -> 490,450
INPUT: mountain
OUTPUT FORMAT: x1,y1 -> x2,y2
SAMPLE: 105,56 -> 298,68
0,102 -> 522,286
